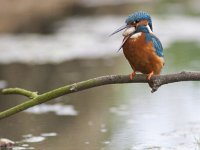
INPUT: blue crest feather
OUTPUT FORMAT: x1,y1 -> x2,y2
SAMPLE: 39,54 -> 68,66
125,11 -> 153,31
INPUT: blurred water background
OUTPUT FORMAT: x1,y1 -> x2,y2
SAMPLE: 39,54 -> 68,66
0,0 -> 200,149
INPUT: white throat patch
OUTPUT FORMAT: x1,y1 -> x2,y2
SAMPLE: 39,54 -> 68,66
123,24 -> 152,40
130,32 -> 142,39
122,27 -> 136,37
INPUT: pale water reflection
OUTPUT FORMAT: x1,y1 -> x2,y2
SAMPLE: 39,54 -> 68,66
25,104 -> 78,116
0,15 -> 200,64
106,83 -> 200,150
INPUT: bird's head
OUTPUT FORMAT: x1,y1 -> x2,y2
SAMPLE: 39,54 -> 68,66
110,11 -> 152,37
110,11 -> 153,52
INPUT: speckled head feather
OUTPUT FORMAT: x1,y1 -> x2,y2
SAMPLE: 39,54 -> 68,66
125,11 -> 153,31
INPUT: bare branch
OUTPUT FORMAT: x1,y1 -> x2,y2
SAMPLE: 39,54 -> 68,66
149,71 -> 200,92
0,71 -> 200,120
2,88 -> 38,99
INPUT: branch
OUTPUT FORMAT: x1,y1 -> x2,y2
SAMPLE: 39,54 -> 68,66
0,71 -> 200,120
2,88 -> 38,99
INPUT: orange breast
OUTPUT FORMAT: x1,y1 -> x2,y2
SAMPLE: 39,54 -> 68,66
122,33 -> 164,74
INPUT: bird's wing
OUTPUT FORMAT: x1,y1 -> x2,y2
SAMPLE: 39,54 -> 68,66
150,34 -> 164,57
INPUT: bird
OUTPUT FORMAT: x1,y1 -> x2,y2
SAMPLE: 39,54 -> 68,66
110,11 -> 164,80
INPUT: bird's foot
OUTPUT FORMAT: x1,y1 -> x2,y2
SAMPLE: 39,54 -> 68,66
147,71 -> 154,80
130,71 -> 136,80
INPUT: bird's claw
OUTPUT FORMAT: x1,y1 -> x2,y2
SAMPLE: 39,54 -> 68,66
130,71 -> 136,80
147,71 -> 154,80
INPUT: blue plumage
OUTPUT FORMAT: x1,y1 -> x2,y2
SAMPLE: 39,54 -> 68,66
151,35 -> 164,57
135,25 -> 149,33
125,11 -> 153,31
134,25 -> 164,58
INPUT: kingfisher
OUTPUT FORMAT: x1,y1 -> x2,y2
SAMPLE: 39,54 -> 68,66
110,11 -> 164,80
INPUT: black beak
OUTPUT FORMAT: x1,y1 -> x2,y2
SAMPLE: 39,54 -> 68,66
109,24 -> 129,36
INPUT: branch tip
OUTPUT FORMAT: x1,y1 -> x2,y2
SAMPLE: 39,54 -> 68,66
1,88 -> 38,99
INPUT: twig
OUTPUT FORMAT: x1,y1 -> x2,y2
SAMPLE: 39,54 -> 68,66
2,88 -> 38,99
0,71 -> 200,120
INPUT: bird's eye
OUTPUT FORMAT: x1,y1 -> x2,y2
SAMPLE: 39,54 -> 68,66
129,20 -> 139,25
135,20 -> 139,23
